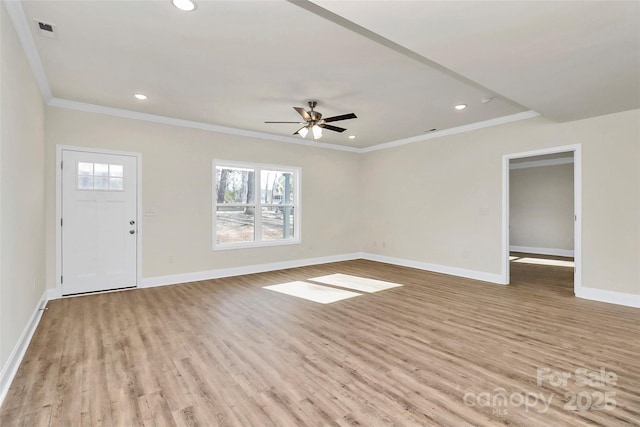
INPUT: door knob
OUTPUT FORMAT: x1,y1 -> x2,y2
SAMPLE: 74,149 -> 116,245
130,230 -> 135,234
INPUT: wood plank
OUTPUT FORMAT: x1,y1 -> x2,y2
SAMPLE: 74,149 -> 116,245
1,258 -> 638,426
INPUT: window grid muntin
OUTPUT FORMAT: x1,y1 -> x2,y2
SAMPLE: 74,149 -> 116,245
214,161 -> 300,249
77,162 -> 124,191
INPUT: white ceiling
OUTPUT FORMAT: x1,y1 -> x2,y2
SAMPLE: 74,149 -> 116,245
12,0 -> 640,149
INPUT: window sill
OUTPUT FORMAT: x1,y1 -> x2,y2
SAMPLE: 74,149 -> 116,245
212,239 -> 301,251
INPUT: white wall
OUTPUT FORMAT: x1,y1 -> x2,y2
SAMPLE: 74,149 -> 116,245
44,107 -> 363,286
0,2 -> 47,370
361,110 -> 640,295
510,163 -> 574,253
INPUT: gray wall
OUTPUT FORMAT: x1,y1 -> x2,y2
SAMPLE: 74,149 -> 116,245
510,162 -> 574,255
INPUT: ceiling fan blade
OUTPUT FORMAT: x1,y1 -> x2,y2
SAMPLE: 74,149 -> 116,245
265,121 -> 304,124
293,107 -> 311,121
319,124 -> 347,133
323,113 -> 357,123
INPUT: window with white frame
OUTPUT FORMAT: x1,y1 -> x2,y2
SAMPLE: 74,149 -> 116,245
213,161 -> 300,249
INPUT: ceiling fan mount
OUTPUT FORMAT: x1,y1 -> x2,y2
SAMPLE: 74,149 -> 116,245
265,101 -> 357,140
305,101 -> 321,122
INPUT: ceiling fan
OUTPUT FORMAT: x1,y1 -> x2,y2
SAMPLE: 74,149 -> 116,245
265,101 -> 357,140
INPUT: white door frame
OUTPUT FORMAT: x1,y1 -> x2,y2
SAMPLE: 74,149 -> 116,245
56,145 -> 142,297
501,144 -> 582,295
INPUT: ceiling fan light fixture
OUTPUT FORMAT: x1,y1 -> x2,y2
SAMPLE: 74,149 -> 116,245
312,125 -> 322,140
172,0 -> 196,12
266,101 -> 356,141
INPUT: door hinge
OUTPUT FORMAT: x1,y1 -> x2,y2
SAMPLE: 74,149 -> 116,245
61,275 -> 63,284
61,218 -> 63,227
61,160 -> 63,170
574,214 -> 577,221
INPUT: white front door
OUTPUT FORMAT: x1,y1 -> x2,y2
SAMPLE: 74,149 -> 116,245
61,150 -> 138,295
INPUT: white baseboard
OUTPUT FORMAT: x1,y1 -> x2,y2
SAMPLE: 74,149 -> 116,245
510,245 -> 574,257
0,290 -> 49,407
140,253 -> 363,288
141,252 -> 507,291
575,287 -> 640,308
1,256 -> 634,411
361,253 -> 506,285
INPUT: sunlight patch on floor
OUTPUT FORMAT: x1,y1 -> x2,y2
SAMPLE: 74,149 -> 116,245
512,257 -> 575,268
309,273 -> 403,293
263,281 -> 362,304
264,274 -> 405,304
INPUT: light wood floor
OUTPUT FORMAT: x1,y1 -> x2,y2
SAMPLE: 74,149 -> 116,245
1,257 -> 639,426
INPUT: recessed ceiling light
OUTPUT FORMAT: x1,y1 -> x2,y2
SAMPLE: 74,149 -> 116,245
134,93 -> 148,100
454,104 -> 467,110
348,135 -> 356,139
172,0 -> 196,12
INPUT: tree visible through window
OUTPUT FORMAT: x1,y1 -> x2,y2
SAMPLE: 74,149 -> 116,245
213,161 -> 300,248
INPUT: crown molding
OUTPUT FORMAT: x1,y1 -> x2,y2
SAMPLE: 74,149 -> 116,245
49,98 -> 540,155
47,98 -> 362,153
359,110 -> 540,153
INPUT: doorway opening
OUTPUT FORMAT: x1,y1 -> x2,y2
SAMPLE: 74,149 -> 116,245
502,145 -> 581,295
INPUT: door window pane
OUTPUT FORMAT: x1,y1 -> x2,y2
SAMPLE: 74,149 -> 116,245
78,162 -> 93,175
77,162 -> 125,191
94,163 -> 109,176
78,175 -> 94,190
110,164 -> 123,177
94,177 -> 108,190
109,177 -> 124,190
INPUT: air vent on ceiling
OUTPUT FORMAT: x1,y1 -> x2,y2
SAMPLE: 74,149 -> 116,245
35,19 -> 56,39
